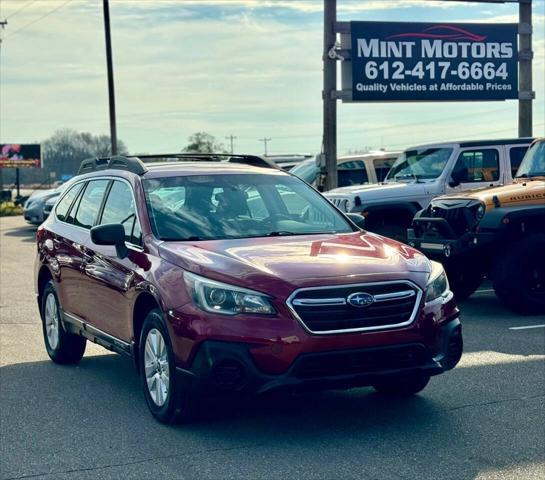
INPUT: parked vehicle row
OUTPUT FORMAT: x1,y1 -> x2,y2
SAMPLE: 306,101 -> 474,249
324,138 -> 534,242
408,138 -> 545,314
36,153 -> 462,424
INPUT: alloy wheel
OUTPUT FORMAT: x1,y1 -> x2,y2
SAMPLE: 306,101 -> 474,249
144,328 -> 170,407
44,293 -> 60,350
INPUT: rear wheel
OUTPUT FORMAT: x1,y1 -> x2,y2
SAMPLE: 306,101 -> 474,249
373,374 -> 430,396
492,235 -> 545,315
139,309 -> 198,424
41,281 -> 86,364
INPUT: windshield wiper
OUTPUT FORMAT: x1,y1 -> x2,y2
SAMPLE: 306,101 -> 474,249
266,231 -> 297,237
516,173 -> 545,179
393,172 -> 423,183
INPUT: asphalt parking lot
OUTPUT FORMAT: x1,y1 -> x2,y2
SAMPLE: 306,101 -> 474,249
0,215 -> 544,480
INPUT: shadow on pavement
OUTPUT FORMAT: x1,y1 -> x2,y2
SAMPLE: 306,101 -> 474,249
2,224 -> 37,243
1,351 -> 543,479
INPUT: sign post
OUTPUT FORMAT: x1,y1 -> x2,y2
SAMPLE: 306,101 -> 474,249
322,0 -> 338,191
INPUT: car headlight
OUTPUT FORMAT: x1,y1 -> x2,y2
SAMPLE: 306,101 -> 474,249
426,261 -> 450,302
475,203 -> 486,221
184,272 -> 276,316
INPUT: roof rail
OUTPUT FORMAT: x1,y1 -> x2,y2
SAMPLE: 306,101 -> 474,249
76,153 -> 276,177
77,155 -> 147,175
136,153 -> 276,169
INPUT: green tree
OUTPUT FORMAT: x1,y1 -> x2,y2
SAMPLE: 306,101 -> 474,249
182,132 -> 225,153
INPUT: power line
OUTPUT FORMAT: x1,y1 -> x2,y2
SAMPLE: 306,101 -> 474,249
4,0 -> 71,40
5,1 -> 37,20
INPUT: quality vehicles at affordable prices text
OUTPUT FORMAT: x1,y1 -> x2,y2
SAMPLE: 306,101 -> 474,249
408,138 -> 545,313
324,138 -> 533,241
35,153 -> 462,424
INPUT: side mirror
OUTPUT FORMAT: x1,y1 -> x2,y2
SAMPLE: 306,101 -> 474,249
450,166 -> 468,187
346,213 -> 366,230
90,224 -> 128,259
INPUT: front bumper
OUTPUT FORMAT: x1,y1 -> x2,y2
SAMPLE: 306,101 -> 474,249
176,317 -> 462,395
408,218 -> 495,258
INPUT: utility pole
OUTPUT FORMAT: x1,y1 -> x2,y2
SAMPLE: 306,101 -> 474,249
225,134 -> 237,154
322,0 -> 337,191
0,20 -> 7,196
103,0 -> 118,155
258,137 -> 272,155
518,0 -> 533,137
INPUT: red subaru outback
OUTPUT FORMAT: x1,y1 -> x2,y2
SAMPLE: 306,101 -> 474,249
35,154 -> 462,424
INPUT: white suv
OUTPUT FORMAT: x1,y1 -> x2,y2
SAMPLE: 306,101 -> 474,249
324,138 -> 533,241
291,151 -> 399,189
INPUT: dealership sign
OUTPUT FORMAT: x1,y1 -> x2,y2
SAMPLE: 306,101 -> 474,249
0,144 -> 41,168
347,22 -> 518,101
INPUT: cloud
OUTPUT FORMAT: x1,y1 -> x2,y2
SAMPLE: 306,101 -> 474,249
0,0 -> 543,154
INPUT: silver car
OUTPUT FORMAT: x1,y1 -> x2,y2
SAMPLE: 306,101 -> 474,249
23,186 -> 63,225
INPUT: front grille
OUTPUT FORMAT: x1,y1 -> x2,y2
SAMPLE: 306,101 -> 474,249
327,197 -> 349,212
430,205 -> 469,237
294,343 -> 431,379
288,281 -> 421,334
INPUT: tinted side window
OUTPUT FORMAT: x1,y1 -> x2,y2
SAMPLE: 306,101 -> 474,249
73,180 -> 109,229
454,149 -> 500,183
338,169 -> 368,187
509,146 -> 529,178
99,181 -> 142,245
55,183 -> 84,222
374,157 -> 396,182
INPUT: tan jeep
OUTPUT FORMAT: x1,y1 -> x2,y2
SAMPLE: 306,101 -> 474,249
408,138 -> 545,314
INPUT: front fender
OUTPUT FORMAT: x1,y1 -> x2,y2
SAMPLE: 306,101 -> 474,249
478,205 -> 545,231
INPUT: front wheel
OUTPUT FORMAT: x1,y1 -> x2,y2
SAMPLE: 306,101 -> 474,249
492,235 -> 545,315
41,281 -> 86,364
373,374 -> 430,396
139,309 -> 198,424
445,260 -> 483,301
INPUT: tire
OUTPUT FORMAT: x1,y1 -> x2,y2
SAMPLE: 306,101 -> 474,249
373,374 -> 430,396
379,223 -> 408,243
445,261 -> 483,301
492,234 -> 545,315
139,309 -> 198,424
41,281 -> 86,364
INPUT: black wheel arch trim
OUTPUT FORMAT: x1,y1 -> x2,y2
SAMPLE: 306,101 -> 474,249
478,205 -> 545,231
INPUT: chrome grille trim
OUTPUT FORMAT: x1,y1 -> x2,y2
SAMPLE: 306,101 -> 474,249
292,298 -> 347,306
286,280 -> 423,335
373,290 -> 415,302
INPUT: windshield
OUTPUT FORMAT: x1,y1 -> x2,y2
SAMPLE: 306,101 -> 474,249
515,141 -> 545,179
290,158 -> 319,184
385,148 -> 453,181
143,173 -> 354,241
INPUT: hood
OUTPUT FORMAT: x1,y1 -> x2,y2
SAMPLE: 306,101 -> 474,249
435,180 -> 545,208
158,232 -> 432,294
324,181 -> 433,203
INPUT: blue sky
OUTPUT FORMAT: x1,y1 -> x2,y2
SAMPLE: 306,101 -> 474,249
1,0 -> 544,156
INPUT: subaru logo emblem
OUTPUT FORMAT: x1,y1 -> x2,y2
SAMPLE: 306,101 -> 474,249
347,292 -> 374,308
